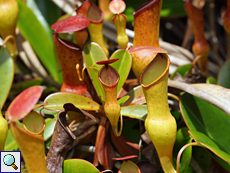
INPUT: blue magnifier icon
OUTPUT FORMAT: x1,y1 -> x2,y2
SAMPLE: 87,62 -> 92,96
3,154 -> 18,170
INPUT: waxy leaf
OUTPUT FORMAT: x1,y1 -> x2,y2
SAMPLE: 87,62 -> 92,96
10,78 -> 43,95
63,159 -> 100,173
121,105 -> 147,121
170,64 -> 191,80
206,76 -> 217,84
43,92 -> 101,111
118,160 -> 141,173
51,15 -> 90,33
123,0 -> 186,22
96,58 -> 119,65
27,0 -> 51,37
6,86 -> 43,122
122,85 -> 146,106
44,116 -> 57,141
192,147 -> 211,172
0,46 -> 14,108
113,155 -> 138,161
16,0 -> 61,83
4,129 -> 18,151
218,58 -> 230,89
180,93 -> 230,164
111,131 -> 139,161
10,122 -> 48,173
93,116 -> 116,169
118,95 -> 130,105
168,80 -> 230,116
110,49 -> 132,94
83,42 -> 107,102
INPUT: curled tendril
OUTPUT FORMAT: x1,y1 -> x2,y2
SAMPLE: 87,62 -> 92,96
76,64 -> 99,81
176,142 -> 199,173
2,35 -> 15,47
111,113 -> 123,137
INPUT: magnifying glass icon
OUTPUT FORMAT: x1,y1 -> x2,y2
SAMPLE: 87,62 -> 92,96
3,154 -> 18,170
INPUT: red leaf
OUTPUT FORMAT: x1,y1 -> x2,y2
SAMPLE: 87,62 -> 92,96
96,58 -> 119,65
6,86 -> 43,122
51,15 -> 89,33
112,155 -> 138,161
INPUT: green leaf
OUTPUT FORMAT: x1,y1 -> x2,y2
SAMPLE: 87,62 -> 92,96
122,120 -> 140,144
34,0 -> 61,27
110,49 -> 132,94
118,160 -> 141,173
121,105 -> 147,121
43,92 -> 101,111
206,76 -> 217,84
161,0 -> 187,17
192,147 -> 211,172
4,129 -> 18,151
44,116 -> 57,141
189,130 -> 230,164
170,64 -> 191,80
123,0 -> 186,22
34,106 -> 58,141
16,0 -> 61,83
173,127 -> 193,173
211,152 -> 230,172
63,159 -> 100,173
83,42 -> 107,103
118,95 -> 130,105
0,46 -> 14,108
122,85 -> 146,106
27,0 -> 52,39
10,78 -> 43,95
180,93 -> 230,164
218,59 -> 230,88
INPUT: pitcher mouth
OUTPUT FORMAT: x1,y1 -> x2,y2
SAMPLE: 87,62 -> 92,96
133,0 -> 157,17
98,65 -> 120,88
140,53 -> 170,88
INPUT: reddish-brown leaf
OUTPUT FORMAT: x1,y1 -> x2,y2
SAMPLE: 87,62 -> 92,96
112,155 -> 138,161
6,86 -> 43,122
111,130 -> 140,162
93,116 -> 116,169
96,58 -> 119,65
51,15 -> 89,33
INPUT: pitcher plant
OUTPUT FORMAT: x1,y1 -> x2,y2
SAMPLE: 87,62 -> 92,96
184,1 -> 210,75
109,0 -> 128,49
130,0 -> 163,79
0,0 -> 19,57
97,59 -> 122,137
140,51 -> 177,173
76,0 -> 109,56
51,14 -> 91,96
133,0 -> 162,47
